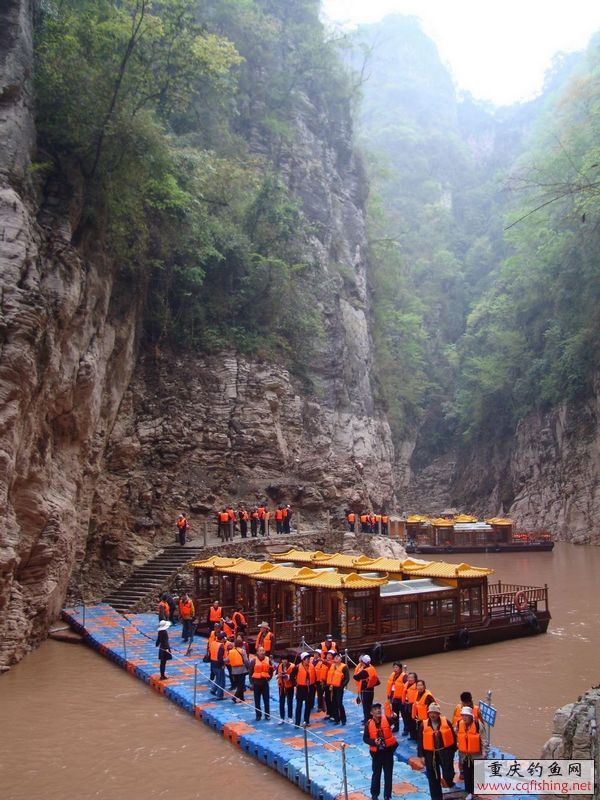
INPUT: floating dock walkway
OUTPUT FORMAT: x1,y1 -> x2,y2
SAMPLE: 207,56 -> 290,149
63,604 -> 527,800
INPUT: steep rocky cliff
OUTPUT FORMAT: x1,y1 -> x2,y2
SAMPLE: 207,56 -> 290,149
447,378 -> 600,542
0,1 -> 395,664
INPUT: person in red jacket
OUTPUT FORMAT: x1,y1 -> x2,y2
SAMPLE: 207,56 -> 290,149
363,702 -> 398,800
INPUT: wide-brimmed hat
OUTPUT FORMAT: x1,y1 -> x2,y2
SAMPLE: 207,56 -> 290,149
259,621 -> 270,628
428,703 -> 441,714
360,654 -> 371,664
461,707 -> 474,716
300,651 -> 310,660
158,620 -> 172,631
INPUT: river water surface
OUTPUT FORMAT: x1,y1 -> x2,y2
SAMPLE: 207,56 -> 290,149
1,542 -> 598,799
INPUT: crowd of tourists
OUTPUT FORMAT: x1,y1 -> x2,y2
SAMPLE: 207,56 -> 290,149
345,511 -> 390,534
156,596 -> 483,800
215,502 -> 294,538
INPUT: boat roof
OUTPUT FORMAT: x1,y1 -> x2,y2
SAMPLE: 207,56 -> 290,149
271,549 -> 494,579
189,556 -> 389,589
380,579 -> 454,596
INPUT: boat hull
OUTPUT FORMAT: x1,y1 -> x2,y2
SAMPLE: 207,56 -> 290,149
406,542 -> 554,555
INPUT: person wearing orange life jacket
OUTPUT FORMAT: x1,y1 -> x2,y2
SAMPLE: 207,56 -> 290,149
454,707 -> 482,800
420,703 -> 457,800
451,692 -> 481,727
276,656 -> 295,724
412,679 -> 437,756
363,702 -> 398,800
320,634 -> 338,656
207,600 -> 223,632
359,512 -> 369,533
157,594 -> 170,622
176,513 -> 189,546
208,632 -> 226,700
217,508 -> 229,540
316,652 -> 335,717
222,618 -> 234,638
256,621 -> 274,655
327,652 -> 349,725
292,652 -> 317,726
178,592 -> 195,643
381,512 -> 389,535
250,507 -> 259,538
374,513 -> 382,533
249,645 -> 273,721
232,606 -> 247,636
238,506 -> 249,538
353,654 -> 380,725
401,671 -> 419,739
283,504 -> 292,534
346,510 -> 356,531
273,505 -> 283,535
257,504 -> 267,536
226,635 -> 250,703
386,662 -> 407,732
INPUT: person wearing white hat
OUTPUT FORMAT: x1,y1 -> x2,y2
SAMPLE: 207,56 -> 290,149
155,620 -> 172,680
420,703 -> 457,800
455,706 -> 482,800
353,654 -> 381,725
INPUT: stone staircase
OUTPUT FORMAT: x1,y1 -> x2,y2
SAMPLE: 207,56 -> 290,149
103,545 -> 205,613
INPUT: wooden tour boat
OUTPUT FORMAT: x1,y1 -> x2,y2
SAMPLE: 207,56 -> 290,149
190,548 -> 550,662
403,514 -> 554,554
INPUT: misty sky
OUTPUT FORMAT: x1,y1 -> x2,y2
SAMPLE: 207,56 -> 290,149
322,0 -> 600,105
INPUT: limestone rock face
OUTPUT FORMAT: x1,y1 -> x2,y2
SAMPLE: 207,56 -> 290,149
0,0 -> 140,665
449,378 -> 600,542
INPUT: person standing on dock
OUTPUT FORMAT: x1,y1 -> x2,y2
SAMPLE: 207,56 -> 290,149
452,692 -> 481,726
250,507 -> 259,537
155,620 -> 172,680
209,632 -> 226,700
226,636 -> 250,704
402,672 -> 419,739
455,706 -> 482,800
353,654 -> 380,725
232,606 -> 247,636
386,662 -> 407,732
420,703 -> 457,800
249,645 -> 273,721
178,592 -> 195,643
157,594 -> 170,622
176,513 -> 189,546
292,652 -> 317,727
328,652 -> 349,725
412,679 -> 437,752
256,621 -> 274,655
381,513 -> 389,535
257,503 -> 267,536
363,702 -> 398,800
276,656 -> 295,724
207,600 -> 222,632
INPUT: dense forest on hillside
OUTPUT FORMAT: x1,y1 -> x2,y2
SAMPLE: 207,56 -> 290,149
34,0 -> 355,383
353,16 -> 600,454
33,2 -> 600,453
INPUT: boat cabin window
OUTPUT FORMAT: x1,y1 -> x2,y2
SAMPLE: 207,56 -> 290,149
423,598 -> 457,628
460,586 -> 482,620
381,601 -> 417,633
221,575 -> 235,606
256,582 -> 270,614
347,595 -> 376,639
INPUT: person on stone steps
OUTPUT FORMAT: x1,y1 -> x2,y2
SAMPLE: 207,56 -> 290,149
156,620 -> 172,680
176,513 -> 189,546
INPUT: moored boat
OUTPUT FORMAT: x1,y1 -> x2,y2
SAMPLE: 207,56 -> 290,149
401,514 -> 554,554
190,549 -> 550,663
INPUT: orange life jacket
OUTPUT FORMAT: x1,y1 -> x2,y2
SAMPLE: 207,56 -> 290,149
256,630 -> 273,652
251,656 -> 271,680
157,600 -> 169,618
282,508 -> 289,518
227,508 -> 235,520
222,621 -> 234,637
422,717 -> 455,751
209,606 -> 222,622
347,512 -> 356,523
178,598 -> 194,619
275,509 -> 284,521
315,660 -> 330,682
177,517 -> 187,529
218,511 -> 229,523
209,639 -> 223,661
321,639 -> 337,652
239,510 -> 249,521
452,703 -> 481,726
382,515 -> 389,524
355,663 -> 379,690
412,690 -> 436,721
456,719 -> 481,754
251,510 -> 259,519
328,664 -> 346,688
296,663 -> 316,687
366,717 -> 397,753
375,514 -> 382,523
360,514 -> 368,524
232,611 -> 247,629
386,671 -> 406,699
257,506 -> 266,519
227,647 -> 245,668
277,663 -> 294,689
405,682 -> 419,704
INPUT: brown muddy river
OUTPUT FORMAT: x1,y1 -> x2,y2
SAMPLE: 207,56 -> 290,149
1,542 -> 598,798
